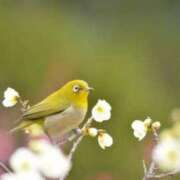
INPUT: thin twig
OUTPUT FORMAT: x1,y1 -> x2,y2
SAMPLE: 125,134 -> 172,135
68,135 -> 84,160
147,170 -> 177,179
56,132 -> 78,146
143,130 -> 159,180
19,98 -> 30,113
68,117 -> 93,160
142,160 -> 147,174
145,161 -> 156,180
0,161 -> 12,174
152,129 -> 159,144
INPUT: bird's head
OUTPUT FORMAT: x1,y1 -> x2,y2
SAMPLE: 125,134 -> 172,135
61,80 -> 93,107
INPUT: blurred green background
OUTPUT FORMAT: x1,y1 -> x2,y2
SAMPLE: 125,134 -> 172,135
1,0 -> 180,179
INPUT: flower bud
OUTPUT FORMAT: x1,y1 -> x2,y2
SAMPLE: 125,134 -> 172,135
144,117 -> 152,127
152,121 -> 161,130
87,128 -> 98,137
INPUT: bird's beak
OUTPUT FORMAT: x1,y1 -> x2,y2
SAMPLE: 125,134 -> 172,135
87,87 -> 94,92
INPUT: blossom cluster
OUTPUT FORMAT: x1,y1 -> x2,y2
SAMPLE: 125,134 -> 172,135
1,139 -> 71,180
1,87 -> 114,179
131,117 -> 161,141
131,114 -> 180,177
152,121 -> 180,172
88,99 -> 113,149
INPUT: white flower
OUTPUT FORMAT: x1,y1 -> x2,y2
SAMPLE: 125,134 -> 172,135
131,117 -> 152,141
9,148 -> 39,173
29,140 -> 71,179
1,172 -> 44,180
1,173 -> 16,180
98,133 -> 113,149
131,120 -> 147,141
92,99 -> 111,122
87,128 -> 98,137
16,171 -> 44,180
152,139 -> 180,171
2,87 -> 20,107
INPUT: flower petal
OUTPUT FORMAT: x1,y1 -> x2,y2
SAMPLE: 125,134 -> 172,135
98,133 -> 113,149
2,99 -> 17,107
131,120 -> 147,141
92,99 -> 112,122
152,139 -> 180,171
29,140 -> 72,179
131,120 -> 144,130
4,88 -> 19,99
2,88 -> 19,107
10,148 -> 39,173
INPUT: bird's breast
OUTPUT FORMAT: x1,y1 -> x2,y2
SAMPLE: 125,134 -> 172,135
44,105 -> 87,138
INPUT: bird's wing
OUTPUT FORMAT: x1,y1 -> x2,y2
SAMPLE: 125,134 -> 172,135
22,94 -> 69,120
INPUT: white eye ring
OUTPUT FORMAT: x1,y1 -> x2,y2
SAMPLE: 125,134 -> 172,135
73,85 -> 80,92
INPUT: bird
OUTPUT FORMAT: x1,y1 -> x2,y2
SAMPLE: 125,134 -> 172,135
10,80 -> 92,140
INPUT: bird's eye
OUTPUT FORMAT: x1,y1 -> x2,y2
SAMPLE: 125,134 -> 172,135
73,85 -> 80,93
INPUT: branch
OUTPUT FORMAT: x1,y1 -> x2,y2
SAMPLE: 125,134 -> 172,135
142,160 -> 147,175
0,161 -> 12,174
143,129 -> 159,180
68,117 -> 93,160
143,162 -> 156,180
147,170 -> 178,179
19,98 -> 30,113
152,129 -> 159,144
142,129 -> 179,179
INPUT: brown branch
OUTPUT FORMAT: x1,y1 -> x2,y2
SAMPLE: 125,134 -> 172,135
19,98 -> 30,113
68,117 -> 93,160
147,170 -> 178,179
152,129 -> 159,144
143,129 -> 159,180
0,161 -> 12,174
142,160 -> 147,175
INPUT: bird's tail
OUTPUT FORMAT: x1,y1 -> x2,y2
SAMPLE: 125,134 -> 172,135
9,121 -> 33,134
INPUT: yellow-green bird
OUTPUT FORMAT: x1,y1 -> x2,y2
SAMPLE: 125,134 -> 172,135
11,80 -> 92,139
